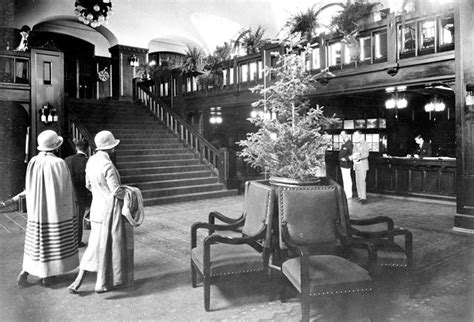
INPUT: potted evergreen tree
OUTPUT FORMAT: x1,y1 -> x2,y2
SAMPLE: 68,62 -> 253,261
238,42 -> 338,185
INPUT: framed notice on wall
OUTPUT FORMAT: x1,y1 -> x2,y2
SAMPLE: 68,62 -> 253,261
343,119 -> 354,129
366,118 -> 377,129
355,119 -> 366,129
379,118 -> 386,129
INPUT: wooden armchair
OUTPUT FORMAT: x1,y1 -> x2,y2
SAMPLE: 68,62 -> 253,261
191,180 -> 275,311
278,184 -> 375,322
339,191 -> 414,296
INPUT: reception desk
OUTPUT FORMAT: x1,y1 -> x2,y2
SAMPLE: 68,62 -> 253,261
374,156 -> 456,200
326,153 -> 456,201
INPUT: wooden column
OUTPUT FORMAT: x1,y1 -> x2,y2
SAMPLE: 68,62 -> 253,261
454,0 -> 474,231
109,45 -> 148,100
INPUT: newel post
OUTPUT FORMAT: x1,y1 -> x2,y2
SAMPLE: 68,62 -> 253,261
218,147 -> 229,188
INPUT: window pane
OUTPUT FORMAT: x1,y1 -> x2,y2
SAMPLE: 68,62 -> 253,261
0,57 -> 14,83
360,36 -> 371,61
258,60 -> 263,79
311,47 -> 320,70
419,20 -> 436,50
439,15 -> 454,46
374,31 -> 387,59
240,63 -> 248,82
328,42 -> 342,66
222,69 -> 228,85
43,62 -> 51,85
229,67 -> 234,84
399,22 -> 416,54
249,61 -> 257,81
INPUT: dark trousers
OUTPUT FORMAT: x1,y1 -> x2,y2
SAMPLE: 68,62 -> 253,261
76,201 -> 88,244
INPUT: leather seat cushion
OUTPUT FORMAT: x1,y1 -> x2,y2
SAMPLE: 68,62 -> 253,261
282,255 -> 372,294
192,243 -> 264,277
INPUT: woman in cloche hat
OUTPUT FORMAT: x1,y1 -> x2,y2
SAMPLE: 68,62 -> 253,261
68,130 -> 121,294
17,130 -> 79,287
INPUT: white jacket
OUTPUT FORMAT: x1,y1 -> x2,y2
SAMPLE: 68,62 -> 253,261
86,151 -> 121,223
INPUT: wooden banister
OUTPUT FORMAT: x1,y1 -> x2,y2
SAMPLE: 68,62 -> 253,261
135,82 -> 229,187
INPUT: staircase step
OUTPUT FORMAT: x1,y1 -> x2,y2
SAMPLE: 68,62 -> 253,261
116,153 -> 195,162
141,183 -> 225,199
117,159 -> 201,169
116,147 -> 187,156
124,177 -> 218,190
118,164 -> 209,176
143,190 -> 238,206
120,170 -> 212,183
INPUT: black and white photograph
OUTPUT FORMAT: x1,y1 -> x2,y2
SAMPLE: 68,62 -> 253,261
0,0 -> 472,321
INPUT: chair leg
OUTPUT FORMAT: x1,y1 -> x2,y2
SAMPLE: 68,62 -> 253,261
407,268 -> 415,299
301,293 -> 310,322
204,277 -> 211,312
191,263 -> 197,288
279,273 -> 288,303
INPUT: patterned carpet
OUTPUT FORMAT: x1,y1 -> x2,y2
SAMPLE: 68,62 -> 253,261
1,195 -> 473,321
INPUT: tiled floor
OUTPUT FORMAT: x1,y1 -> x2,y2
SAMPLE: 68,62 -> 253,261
0,194 -> 473,321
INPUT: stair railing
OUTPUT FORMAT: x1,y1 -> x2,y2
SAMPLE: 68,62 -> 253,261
68,113 -> 96,156
135,82 -> 229,187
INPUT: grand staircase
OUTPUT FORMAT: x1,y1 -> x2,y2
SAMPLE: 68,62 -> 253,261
67,99 -> 237,206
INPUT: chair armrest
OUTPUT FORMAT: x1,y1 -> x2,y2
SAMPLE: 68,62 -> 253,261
203,226 -> 266,246
295,246 -> 311,295
208,211 -> 244,225
191,221 -> 243,249
347,240 -> 377,275
350,216 -> 395,230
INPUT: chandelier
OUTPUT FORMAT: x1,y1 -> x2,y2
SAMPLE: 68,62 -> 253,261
384,86 -> 408,110
74,0 -> 113,28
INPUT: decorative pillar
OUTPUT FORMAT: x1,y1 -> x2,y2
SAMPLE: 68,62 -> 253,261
109,45 -> 148,100
454,0 -> 474,232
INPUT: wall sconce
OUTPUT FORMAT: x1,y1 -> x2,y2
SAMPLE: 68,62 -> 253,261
250,108 -> 276,120
314,68 -> 335,85
129,55 -> 139,67
39,103 -> 58,125
210,107 -> 223,124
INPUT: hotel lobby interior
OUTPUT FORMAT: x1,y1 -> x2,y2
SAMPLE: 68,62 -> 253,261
1,0 -> 473,321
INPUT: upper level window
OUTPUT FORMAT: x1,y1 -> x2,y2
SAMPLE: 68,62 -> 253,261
439,14 -> 454,48
258,60 -> 264,79
311,47 -> 320,70
373,30 -> 387,61
327,42 -> 342,67
249,61 -> 257,81
359,36 -> 371,62
419,19 -> 436,51
399,22 -> 417,57
240,63 -> 248,83
222,69 -> 228,86
0,56 -> 29,84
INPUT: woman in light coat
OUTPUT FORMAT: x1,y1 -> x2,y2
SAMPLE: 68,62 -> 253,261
68,130 -> 120,293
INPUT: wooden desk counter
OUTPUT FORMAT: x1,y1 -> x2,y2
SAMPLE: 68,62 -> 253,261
373,156 -> 456,200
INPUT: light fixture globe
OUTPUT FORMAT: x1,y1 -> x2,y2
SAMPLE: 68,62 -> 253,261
74,0 -> 112,28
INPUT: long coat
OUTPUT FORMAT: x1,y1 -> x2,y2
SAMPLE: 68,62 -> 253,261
352,140 -> 370,172
65,152 -> 91,206
79,151 -> 121,272
23,152 -> 79,277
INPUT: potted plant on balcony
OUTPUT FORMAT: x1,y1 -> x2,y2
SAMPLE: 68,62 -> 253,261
330,0 -> 380,61
238,42 -> 338,186
233,25 -> 268,56
285,6 -> 320,42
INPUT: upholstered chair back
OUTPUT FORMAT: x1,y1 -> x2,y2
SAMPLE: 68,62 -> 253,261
279,185 -> 341,247
241,181 -> 274,246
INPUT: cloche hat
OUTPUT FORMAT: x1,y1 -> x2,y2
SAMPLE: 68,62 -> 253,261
37,130 -> 63,151
94,130 -> 120,150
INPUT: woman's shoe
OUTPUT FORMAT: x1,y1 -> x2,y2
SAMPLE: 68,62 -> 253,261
16,272 -> 28,288
67,285 -> 79,294
95,287 -> 109,294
